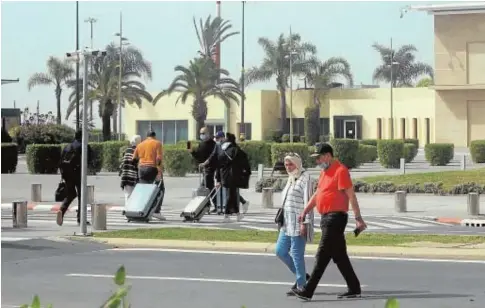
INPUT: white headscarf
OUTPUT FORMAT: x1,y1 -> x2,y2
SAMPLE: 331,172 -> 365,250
284,154 -> 303,185
130,135 -> 141,146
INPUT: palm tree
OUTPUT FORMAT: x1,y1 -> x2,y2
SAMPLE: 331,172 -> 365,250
153,57 -> 242,134
416,77 -> 433,87
65,43 -> 153,141
27,56 -> 75,124
193,15 -> 239,60
372,42 -> 434,87
245,33 -> 317,132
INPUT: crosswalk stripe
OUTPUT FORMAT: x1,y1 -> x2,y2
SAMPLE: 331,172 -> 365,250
384,219 -> 435,228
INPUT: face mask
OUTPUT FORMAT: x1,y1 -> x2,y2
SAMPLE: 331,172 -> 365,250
319,162 -> 330,170
200,134 -> 207,140
216,140 -> 221,145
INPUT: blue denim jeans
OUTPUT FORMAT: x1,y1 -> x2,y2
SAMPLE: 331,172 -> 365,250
275,230 -> 307,288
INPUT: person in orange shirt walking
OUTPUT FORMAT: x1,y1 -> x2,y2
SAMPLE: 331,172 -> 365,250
292,143 -> 367,301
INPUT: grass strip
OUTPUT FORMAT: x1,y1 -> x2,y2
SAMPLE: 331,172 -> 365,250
95,228 -> 485,246
357,168 -> 485,191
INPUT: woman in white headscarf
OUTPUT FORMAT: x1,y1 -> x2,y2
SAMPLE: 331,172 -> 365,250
119,135 -> 141,206
275,153 -> 315,296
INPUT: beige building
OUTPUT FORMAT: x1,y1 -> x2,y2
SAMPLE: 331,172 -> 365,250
124,2 -> 485,147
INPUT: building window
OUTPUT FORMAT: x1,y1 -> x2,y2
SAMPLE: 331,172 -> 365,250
136,120 -> 188,144
284,118 -> 305,136
237,123 -> 252,140
206,124 -> 224,137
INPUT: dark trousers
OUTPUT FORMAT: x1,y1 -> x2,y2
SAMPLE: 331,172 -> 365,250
153,179 -> 165,214
139,166 -> 158,184
224,186 -> 240,215
60,177 -> 81,222
305,212 -> 361,296
202,170 -> 216,209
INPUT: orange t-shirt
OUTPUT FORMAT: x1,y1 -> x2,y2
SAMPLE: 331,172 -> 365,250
133,137 -> 163,168
315,160 -> 353,215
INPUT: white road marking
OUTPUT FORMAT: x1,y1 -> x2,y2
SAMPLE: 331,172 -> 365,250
243,225 -> 280,232
66,273 -> 358,288
384,219 -> 433,228
366,221 -> 407,229
104,248 -> 485,264
1,237 -> 33,242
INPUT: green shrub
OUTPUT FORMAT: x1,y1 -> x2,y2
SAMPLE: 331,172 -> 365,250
424,143 -> 454,166
358,144 -> 377,164
319,135 -> 331,143
470,140 -> 485,163
9,124 -> 75,153
2,127 -> 13,143
360,139 -> 378,147
265,129 -> 283,143
102,141 -> 129,172
270,143 -> 311,168
304,105 -> 320,145
330,139 -> 360,169
1,143 -> 18,173
377,140 -> 404,168
299,136 -> 306,143
239,141 -> 272,169
404,138 -> 419,160
403,143 -> 417,163
163,145 -> 192,176
89,142 -> 104,174
26,144 -> 62,174
281,134 -> 298,143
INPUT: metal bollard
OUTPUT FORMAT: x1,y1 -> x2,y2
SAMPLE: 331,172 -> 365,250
394,191 -> 407,213
467,192 -> 480,216
400,158 -> 406,175
12,200 -> 28,228
31,183 -> 42,202
262,187 -> 274,209
257,164 -> 264,181
91,204 -> 107,230
460,155 -> 466,171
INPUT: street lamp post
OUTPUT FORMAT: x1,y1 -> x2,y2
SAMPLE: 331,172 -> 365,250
75,1 -> 80,130
286,27 -> 296,143
115,12 -> 128,141
389,37 -> 399,140
240,1 -> 245,140
85,17 -> 97,122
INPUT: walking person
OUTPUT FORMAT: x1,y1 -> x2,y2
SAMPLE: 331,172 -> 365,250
56,130 -> 93,226
275,153 -> 315,296
292,143 -> 367,301
119,135 -> 141,206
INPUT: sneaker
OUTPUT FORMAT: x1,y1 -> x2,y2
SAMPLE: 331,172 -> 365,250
56,211 -> 63,226
287,274 -> 310,296
292,288 -> 312,301
337,291 -> 361,299
152,213 -> 167,221
223,215 -> 231,223
242,201 -> 250,214
236,213 -> 244,222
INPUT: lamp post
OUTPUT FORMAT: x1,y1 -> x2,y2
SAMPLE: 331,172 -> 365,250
85,17 -> 97,122
388,37 -> 399,140
115,12 -> 128,140
240,1 -> 245,140
285,27 -> 298,143
75,1 -> 80,130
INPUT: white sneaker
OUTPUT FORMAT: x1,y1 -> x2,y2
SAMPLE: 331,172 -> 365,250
242,201 -> 250,214
237,213 -> 244,222
152,213 -> 166,221
223,215 -> 231,223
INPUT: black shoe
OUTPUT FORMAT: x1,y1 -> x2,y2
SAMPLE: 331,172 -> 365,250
292,288 -> 312,301
287,273 -> 310,296
337,291 -> 361,299
77,221 -> 91,226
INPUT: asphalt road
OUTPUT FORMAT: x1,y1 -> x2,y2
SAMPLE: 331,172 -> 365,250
2,239 -> 485,308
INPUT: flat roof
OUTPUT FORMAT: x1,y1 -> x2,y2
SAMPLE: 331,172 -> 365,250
409,2 -> 485,15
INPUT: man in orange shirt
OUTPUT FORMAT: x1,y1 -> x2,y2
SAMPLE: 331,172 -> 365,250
293,143 -> 367,301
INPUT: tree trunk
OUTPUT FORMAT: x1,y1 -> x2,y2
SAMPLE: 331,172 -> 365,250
195,119 -> 205,138
278,88 -> 287,133
102,99 -> 114,141
55,86 -> 62,125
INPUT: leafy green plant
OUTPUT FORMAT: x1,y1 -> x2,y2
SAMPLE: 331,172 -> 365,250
403,143 -> 417,163
360,139 -> 378,147
26,144 -> 62,174
238,141 -> 272,169
470,140 -> 485,163
163,145 -> 193,176
304,105 -> 320,145
424,143 -> 454,166
330,138 -> 360,169
270,142 -> 311,168
103,141 -> 130,172
385,298 -> 400,308
9,123 -> 75,153
377,140 -> 404,168
1,143 -> 18,173
358,144 -> 377,164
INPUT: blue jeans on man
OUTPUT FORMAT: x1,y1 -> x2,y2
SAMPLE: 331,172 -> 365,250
275,230 -> 307,289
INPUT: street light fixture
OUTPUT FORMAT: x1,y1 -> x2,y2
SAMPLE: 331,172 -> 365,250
386,37 -> 399,139
85,17 -> 97,122
114,12 -> 128,140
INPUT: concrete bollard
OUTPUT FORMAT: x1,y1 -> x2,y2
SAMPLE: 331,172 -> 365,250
257,164 -> 264,181
91,204 -> 107,230
400,158 -> 406,175
262,188 -> 274,209
12,200 -> 28,228
467,192 -> 480,216
31,183 -> 42,202
460,155 -> 466,171
394,191 -> 407,213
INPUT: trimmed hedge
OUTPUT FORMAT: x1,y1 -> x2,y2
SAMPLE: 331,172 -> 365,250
377,140 -> 404,168
304,105 -> 320,146
330,139 -> 360,169
270,143 -> 311,168
89,142 -> 104,174
239,141 -> 272,169
281,134 -> 300,143
26,144 -> 62,174
470,140 -> 485,163
1,143 -> 18,173
403,143 -> 417,163
9,124 -> 75,153
163,145 -> 192,176
360,139 -> 378,147
358,144 -> 378,164
102,141 -> 130,172
424,143 -> 454,166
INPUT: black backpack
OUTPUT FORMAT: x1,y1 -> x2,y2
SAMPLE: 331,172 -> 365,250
60,144 -> 81,173
223,146 -> 252,189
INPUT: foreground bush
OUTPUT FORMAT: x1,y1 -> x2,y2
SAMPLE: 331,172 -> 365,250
102,141 -> 129,172
26,144 -> 62,174
403,143 -> 417,163
239,141 -> 272,169
9,124 -> 75,153
304,105 -> 320,145
270,143 -> 311,168
358,144 -> 377,165
377,140 -> 404,168
330,139 -> 360,169
163,145 -> 192,176
360,139 -> 378,147
89,142 -> 104,174
424,143 -> 454,166
470,140 -> 485,163
1,143 -> 18,173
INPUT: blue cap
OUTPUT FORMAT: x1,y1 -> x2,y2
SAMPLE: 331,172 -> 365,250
215,131 -> 225,138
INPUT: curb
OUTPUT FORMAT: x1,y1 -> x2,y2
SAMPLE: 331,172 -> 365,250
434,217 -> 463,225
70,237 -> 485,261
1,203 -> 124,213
435,217 -> 485,227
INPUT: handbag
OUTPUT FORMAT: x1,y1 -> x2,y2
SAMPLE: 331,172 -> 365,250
274,183 -> 289,229
55,180 -> 67,202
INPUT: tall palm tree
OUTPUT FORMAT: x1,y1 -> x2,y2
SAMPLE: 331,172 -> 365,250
153,57 -> 242,134
372,42 -> 434,87
245,33 -> 317,132
65,43 -> 153,141
27,56 -> 75,124
193,15 -> 239,60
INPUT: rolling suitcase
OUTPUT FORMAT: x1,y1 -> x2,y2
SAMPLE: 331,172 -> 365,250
123,180 -> 164,223
192,169 -> 211,198
181,187 -> 219,222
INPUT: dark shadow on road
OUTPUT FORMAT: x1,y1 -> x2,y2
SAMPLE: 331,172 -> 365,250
1,242 -> 56,251
310,291 -> 471,303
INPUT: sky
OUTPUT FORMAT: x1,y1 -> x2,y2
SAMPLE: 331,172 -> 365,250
1,0 -> 439,129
